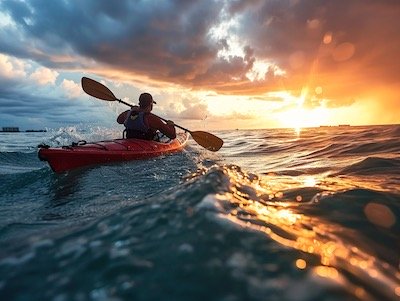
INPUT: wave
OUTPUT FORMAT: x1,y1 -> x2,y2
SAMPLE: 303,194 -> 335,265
389,124 -> 400,137
339,141 -> 400,155
0,163 -> 399,300
335,156 -> 400,176
0,152 -> 45,175
194,165 -> 400,301
43,126 -> 122,147
301,140 -> 400,160
1,125 -> 400,301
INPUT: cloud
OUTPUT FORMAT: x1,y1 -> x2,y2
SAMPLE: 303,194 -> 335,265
0,0 -> 399,129
0,62 -> 113,129
1,0 -> 398,99
230,0 -> 400,100
61,79 -> 82,99
222,111 -> 255,120
155,93 -> 210,121
177,102 -> 209,120
0,89 -> 115,129
30,67 -> 59,85
0,53 -> 26,78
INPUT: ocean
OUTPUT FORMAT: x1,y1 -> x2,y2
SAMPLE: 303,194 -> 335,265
0,125 -> 399,301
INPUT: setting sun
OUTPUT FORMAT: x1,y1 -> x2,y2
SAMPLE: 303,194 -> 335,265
277,105 -> 331,130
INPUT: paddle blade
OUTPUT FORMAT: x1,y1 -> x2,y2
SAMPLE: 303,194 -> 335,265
81,77 -> 118,101
190,131 -> 223,152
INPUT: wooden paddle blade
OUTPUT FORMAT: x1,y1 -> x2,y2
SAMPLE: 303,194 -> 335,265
190,131 -> 223,152
81,77 -> 118,101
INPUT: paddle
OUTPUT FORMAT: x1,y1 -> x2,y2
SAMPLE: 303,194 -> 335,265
81,77 -> 223,151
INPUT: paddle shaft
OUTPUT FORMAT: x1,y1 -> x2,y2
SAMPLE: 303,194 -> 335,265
115,98 -> 192,133
81,76 -> 223,151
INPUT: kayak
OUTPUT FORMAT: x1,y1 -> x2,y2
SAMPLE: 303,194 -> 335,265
38,132 -> 189,173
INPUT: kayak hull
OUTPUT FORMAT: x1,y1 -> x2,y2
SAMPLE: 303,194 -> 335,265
38,133 -> 188,173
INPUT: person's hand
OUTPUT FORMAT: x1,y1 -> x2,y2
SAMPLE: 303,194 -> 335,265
166,120 -> 175,126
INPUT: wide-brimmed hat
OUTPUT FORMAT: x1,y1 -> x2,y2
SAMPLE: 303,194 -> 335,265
139,93 -> 156,108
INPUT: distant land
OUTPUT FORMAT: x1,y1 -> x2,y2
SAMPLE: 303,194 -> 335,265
0,127 -> 47,133
319,124 -> 351,128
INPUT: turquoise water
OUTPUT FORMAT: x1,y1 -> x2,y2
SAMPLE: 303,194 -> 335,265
0,125 -> 399,300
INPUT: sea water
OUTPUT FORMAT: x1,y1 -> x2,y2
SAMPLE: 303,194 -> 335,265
0,125 -> 399,301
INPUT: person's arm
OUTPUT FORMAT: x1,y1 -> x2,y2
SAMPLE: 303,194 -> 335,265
147,114 -> 176,139
117,106 -> 140,124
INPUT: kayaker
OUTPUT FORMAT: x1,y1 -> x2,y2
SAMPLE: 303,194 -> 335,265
120,93 -> 176,140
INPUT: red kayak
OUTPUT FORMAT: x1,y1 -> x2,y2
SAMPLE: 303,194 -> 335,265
38,133 -> 188,173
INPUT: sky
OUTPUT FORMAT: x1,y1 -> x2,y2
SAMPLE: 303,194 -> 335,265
0,0 -> 399,131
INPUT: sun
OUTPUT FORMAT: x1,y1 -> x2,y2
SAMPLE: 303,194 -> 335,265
273,87 -> 332,131
278,107 -> 331,130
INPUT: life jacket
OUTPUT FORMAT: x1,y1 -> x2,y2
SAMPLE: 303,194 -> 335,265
124,111 -> 156,140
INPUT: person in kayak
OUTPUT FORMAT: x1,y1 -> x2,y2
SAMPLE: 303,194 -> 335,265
120,93 -> 176,140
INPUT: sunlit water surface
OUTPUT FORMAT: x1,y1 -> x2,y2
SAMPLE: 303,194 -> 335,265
0,125 -> 399,301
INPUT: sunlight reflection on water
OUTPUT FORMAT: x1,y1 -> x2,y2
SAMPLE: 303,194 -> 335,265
211,165 -> 400,301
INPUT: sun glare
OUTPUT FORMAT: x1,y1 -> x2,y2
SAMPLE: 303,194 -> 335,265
276,89 -> 331,131
277,106 -> 331,130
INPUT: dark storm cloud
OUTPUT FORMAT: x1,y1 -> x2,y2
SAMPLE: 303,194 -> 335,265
1,0 -> 399,103
0,0 -> 224,79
